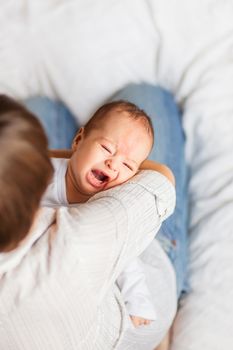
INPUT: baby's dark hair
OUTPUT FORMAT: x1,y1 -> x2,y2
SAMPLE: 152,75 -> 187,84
0,95 -> 53,252
84,100 -> 154,144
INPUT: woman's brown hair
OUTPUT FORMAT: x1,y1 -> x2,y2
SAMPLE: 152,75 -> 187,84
0,95 -> 53,252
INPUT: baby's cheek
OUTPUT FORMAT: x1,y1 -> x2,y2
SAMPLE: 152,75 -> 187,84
125,171 -> 137,181
118,174 -> 132,185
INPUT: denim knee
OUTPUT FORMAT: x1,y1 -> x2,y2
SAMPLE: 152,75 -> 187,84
23,96 -> 78,149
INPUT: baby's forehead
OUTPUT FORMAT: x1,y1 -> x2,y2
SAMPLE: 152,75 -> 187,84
102,110 -> 148,130
102,108 -> 130,121
97,118 -> 152,149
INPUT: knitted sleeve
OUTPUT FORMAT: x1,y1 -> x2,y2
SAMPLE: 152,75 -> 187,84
56,170 -> 175,301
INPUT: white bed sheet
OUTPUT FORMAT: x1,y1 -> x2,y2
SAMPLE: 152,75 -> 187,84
0,1 -> 233,349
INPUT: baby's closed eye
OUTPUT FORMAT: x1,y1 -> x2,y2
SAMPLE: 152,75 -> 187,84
101,144 -> 112,154
123,162 -> 133,171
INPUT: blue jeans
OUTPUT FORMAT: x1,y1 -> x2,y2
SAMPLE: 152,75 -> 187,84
24,84 -> 188,298
24,97 -> 78,149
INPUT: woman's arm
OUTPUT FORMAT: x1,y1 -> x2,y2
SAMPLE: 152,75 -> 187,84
49,150 -> 175,185
61,170 -> 175,297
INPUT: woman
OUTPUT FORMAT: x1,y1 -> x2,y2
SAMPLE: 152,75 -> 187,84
0,84 -> 187,349
25,84 -> 188,349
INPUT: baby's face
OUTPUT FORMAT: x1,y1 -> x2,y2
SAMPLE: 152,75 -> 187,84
68,112 -> 152,200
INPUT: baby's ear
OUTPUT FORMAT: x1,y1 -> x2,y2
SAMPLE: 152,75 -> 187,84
72,127 -> 84,151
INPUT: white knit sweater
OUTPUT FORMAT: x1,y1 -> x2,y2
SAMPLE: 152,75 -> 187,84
0,171 -> 175,350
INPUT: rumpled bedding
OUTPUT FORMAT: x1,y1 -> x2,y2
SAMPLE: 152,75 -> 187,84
0,1 -> 233,349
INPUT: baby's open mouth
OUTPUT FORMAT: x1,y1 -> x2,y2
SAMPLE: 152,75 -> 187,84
87,169 -> 109,188
92,170 -> 109,182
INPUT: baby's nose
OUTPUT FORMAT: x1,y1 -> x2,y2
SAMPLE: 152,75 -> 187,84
105,158 -> 119,172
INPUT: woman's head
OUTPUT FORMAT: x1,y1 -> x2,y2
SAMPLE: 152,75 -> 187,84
0,95 -> 53,252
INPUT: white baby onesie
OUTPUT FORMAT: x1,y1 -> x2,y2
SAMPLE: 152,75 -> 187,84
41,158 -> 156,320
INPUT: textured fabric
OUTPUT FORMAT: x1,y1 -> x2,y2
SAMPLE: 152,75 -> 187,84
116,258 -> 156,320
0,171 -> 176,350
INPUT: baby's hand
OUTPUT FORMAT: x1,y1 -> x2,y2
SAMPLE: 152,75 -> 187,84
130,315 -> 152,327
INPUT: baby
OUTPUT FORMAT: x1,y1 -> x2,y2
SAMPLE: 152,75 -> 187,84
43,100 -> 174,327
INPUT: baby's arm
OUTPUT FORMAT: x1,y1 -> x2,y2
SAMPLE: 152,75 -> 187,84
117,258 -> 156,327
49,149 -> 72,158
